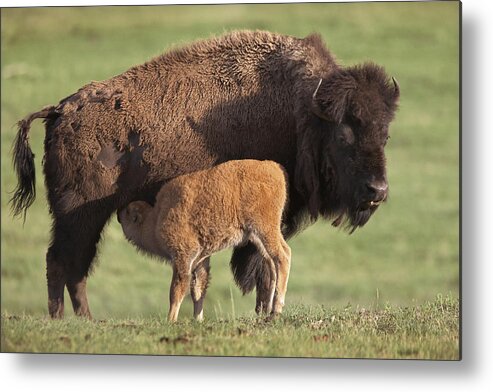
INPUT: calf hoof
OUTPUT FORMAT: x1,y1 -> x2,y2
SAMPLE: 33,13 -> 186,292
194,311 -> 204,322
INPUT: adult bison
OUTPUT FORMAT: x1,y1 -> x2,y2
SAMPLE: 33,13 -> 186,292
11,30 -> 399,318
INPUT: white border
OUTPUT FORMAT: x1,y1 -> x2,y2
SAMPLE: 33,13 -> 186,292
1,0 -> 411,7
2,0 -> 493,390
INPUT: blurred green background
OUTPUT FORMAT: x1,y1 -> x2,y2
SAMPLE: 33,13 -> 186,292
1,2 -> 459,319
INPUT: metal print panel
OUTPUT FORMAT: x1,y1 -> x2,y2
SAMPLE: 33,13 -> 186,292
1,1 -> 460,359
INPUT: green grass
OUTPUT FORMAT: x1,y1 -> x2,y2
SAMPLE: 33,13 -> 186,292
1,296 -> 459,359
1,3 -> 460,358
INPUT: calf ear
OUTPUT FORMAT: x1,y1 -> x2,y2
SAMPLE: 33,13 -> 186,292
312,71 -> 356,124
128,201 -> 147,224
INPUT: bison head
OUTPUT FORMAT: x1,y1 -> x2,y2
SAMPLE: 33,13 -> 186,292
295,63 -> 400,233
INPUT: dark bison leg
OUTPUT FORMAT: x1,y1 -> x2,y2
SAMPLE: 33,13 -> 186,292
66,275 -> 91,318
46,250 -> 66,318
255,264 -> 274,314
46,203 -> 113,319
231,242 -> 272,314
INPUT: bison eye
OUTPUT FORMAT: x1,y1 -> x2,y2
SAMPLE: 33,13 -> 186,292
337,124 -> 355,146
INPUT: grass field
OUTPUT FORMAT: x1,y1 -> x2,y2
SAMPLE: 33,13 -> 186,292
1,3 -> 460,359
1,296 -> 458,359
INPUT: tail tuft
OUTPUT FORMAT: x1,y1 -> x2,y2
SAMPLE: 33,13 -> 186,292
10,106 -> 55,220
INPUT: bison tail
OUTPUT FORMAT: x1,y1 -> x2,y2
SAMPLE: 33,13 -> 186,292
10,106 -> 55,219
230,242 -> 270,295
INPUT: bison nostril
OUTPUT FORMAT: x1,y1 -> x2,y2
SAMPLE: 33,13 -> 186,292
366,180 -> 388,202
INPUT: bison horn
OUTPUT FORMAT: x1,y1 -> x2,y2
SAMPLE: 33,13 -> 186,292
392,76 -> 400,97
311,78 -> 331,121
312,78 -> 323,100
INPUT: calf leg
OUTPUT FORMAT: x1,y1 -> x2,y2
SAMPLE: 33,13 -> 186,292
263,256 -> 277,315
47,205 -> 112,319
256,231 -> 291,315
190,257 -> 211,321
272,238 -> 291,314
168,252 -> 196,322
249,235 -> 277,315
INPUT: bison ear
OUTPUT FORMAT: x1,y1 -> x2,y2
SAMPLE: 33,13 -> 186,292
312,71 -> 356,124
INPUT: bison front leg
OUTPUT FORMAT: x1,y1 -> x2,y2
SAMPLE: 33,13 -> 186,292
230,242 -> 275,314
255,264 -> 275,314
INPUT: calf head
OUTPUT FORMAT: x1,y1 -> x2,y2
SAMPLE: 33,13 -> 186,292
117,201 -> 152,239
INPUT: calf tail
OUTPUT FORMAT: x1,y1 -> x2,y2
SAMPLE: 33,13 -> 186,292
10,106 -> 56,219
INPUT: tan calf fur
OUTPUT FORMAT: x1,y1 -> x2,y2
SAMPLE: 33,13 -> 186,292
118,160 -> 291,322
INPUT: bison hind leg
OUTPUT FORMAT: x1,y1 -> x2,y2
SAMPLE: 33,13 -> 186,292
46,200 -> 114,318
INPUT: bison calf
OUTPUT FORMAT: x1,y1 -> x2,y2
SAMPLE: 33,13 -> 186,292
117,160 -> 291,322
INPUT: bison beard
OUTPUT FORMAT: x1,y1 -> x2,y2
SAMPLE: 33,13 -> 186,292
332,207 -> 377,234
11,30 -> 399,318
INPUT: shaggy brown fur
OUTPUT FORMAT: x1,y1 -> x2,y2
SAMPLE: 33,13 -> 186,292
11,30 -> 399,318
117,160 -> 291,322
